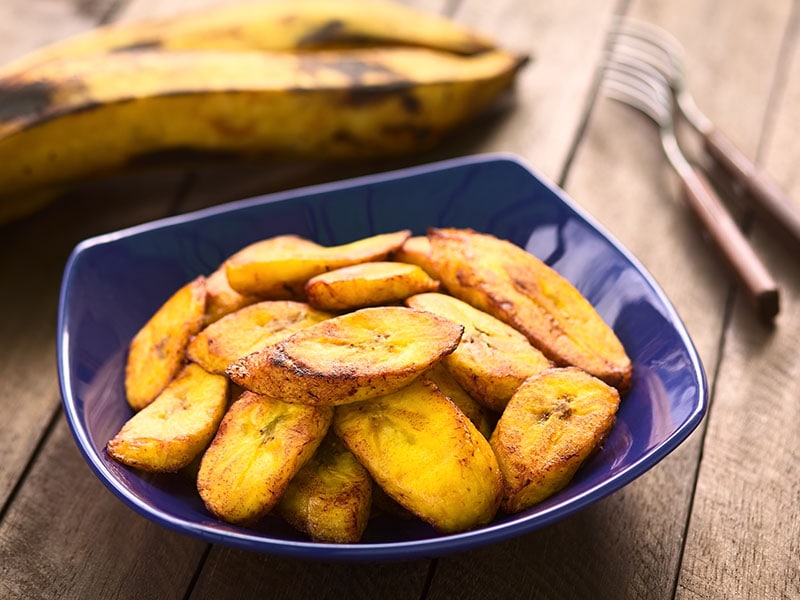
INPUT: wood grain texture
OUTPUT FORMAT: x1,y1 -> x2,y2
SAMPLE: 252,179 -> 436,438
1,0 -> 798,598
0,0 -> 117,64
0,419 -> 206,600
675,2 -> 800,598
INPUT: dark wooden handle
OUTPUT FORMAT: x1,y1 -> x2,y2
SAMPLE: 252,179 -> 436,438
704,127 -> 800,247
680,166 -> 780,321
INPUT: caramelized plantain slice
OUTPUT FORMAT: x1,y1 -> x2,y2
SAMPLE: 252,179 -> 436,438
333,377 -> 502,533
427,228 -> 632,391
304,261 -> 439,311
187,300 -> 332,374
424,362 -> 493,438
197,391 -> 332,525
108,363 -> 228,472
277,432 -> 373,543
204,264 -> 261,325
226,306 -> 463,406
490,367 -> 620,513
393,235 -> 437,277
125,275 -> 207,410
225,230 -> 411,298
407,292 -> 552,411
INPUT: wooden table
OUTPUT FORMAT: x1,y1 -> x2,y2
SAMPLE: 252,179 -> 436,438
1,0 -> 798,598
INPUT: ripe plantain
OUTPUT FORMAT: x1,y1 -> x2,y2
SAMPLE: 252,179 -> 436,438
277,432 -> 373,543
304,261 -> 440,311
424,362 -> 493,438
197,390 -> 332,525
0,47 -> 527,210
490,367 -> 620,513
187,300 -> 332,374
333,376 -> 502,533
427,228 -> 633,391
125,276 -> 207,411
108,363 -> 229,472
203,264 -> 262,325
227,306 -> 463,406
407,292 -> 552,412
1,0 -> 496,75
225,231 -> 410,298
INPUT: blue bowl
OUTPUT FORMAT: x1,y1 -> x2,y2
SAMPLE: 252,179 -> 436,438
57,153 -> 707,560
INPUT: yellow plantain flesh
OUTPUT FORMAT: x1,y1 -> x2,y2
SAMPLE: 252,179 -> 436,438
277,432 -> 373,543
108,363 -> 229,472
125,276 -> 207,411
196,390 -> 332,525
304,261 -> 440,311
187,300 -> 332,374
225,231 -> 410,298
333,377 -> 503,533
427,228 -> 633,391
490,367 -> 620,513
407,292 -> 552,412
226,306 -> 463,405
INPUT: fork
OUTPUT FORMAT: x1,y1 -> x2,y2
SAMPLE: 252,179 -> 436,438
602,54 -> 780,321
609,16 -> 800,250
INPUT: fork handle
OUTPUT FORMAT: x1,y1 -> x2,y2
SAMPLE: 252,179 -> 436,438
679,166 -> 780,322
703,127 -> 800,247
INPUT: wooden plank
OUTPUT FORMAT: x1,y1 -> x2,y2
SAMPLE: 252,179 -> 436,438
676,3 -> 800,598
189,549 -> 431,600
0,0 -> 117,64
0,418 -> 206,600
429,0 -> 792,598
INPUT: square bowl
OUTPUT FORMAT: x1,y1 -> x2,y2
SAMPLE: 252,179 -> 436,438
57,153 -> 707,561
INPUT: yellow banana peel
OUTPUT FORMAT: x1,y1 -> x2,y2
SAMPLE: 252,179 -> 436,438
0,1 -> 530,225
0,0 -> 496,76
0,47 -> 527,206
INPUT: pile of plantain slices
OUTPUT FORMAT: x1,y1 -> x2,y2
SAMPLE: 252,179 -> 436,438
109,227 -> 632,544
0,0 -> 529,225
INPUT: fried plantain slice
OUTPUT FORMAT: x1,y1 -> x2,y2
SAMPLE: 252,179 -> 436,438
277,432 -> 373,543
108,363 -> 229,472
427,228 -> 632,391
392,235 -> 437,277
197,391 -> 332,525
304,261 -> 440,311
424,362 -> 493,438
407,292 -> 552,411
204,264 -> 262,325
333,377 -> 502,533
187,300 -> 332,374
125,275 -> 207,410
226,306 -> 463,406
490,367 -> 620,513
225,230 -> 411,299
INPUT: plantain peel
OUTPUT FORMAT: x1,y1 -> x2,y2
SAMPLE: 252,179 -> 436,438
226,306 -> 463,406
490,367 -> 620,513
0,47 -> 527,209
427,228 -> 633,392
0,0 -> 497,75
334,377 -> 502,533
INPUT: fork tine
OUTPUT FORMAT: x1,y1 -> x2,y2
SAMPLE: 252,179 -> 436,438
601,54 -> 674,126
607,16 -> 686,80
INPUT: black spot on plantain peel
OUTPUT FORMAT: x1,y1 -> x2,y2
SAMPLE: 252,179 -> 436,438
0,80 -> 57,126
